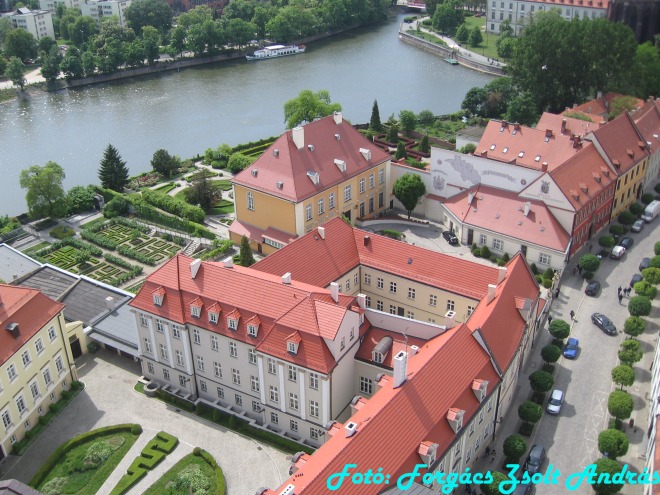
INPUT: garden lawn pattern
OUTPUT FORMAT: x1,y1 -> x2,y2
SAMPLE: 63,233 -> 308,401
97,223 -> 180,262
42,246 -> 132,284
143,451 -> 221,495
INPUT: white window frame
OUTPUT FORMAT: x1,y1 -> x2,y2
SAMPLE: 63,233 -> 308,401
159,344 -> 168,360
193,329 -> 200,345
21,350 -> 31,368
247,191 -> 254,211
390,281 -> 397,293
539,253 -> 551,265
251,375 -> 260,392
447,300 -> 455,311
429,294 -> 437,306
248,348 -> 257,364
360,377 -> 373,395
318,198 -> 324,215
309,373 -> 319,390
306,204 -> 313,221
35,338 -> 44,355
492,238 -> 503,251
359,177 -> 366,193
140,314 -> 148,327
248,325 -> 258,337
7,364 -> 17,382
269,385 -> 279,402
329,192 -> 335,209
288,365 -> 297,382
344,185 -> 352,201
289,393 -> 299,410
211,335 -> 219,351
232,368 -> 240,385
214,361 -> 222,378
48,326 -> 57,341
229,341 -> 238,358
408,287 -> 415,300
172,326 -> 181,339
268,358 -> 276,375
310,400 -> 319,418
379,169 -> 385,184
196,355 -> 205,372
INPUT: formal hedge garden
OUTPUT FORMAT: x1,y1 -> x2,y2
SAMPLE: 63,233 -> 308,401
143,448 -> 226,495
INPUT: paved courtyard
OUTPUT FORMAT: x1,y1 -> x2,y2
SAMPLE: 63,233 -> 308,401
0,351 -> 291,495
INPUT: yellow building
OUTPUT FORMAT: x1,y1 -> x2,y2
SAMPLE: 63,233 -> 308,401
587,112 -> 650,219
0,284 -> 73,459
230,113 -> 391,255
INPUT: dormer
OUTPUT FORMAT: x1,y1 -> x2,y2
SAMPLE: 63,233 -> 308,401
570,189 -> 580,201
246,315 -> 261,338
472,379 -> 489,401
334,159 -> 347,172
307,171 -> 320,185
372,336 -> 393,364
418,441 -> 439,468
152,286 -> 165,307
626,149 -> 634,159
579,182 -> 588,193
286,331 -> 302,354
601,166 -> 610,177
226,309 -> 241,331
592,172 -> 601,183
612,159 -> 620,170
447,408 -> 465,433
207,302 -> 221,324
359,148 -> 371,161
190,297 -> 203,318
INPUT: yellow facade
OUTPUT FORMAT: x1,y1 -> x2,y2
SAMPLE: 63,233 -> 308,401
611,158 -> 648,219
0,311 -> 73,457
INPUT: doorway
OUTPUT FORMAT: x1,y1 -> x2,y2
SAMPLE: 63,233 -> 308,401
70,337 -> 82,359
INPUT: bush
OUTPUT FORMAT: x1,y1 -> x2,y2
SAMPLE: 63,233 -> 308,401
623,316 -> 646,338
542,278 -> 553,289
618,210 -> 635,225
549,319 -> 570,340
656,242 -> 660,256
142,190 -> 205,224
480,245 -> 491,258
117,244 -> 157,266
609,224 -> 626,236
131,425 -> 142,435
592,458 -> 625,494
598,235 -> 615,249
530,263 -> 539,275
542,363 -> 555,374
634,281 -> 657,299
193,446 -> 202,456
541,344 -> 561,364
629,202 -> 644,216
80,229 -> 119,249
130,197 -> 215,240
518,401 -> 543,424
608,390 -> 633,420
49,225 -> 76,239
518,422 -> 534,437
103,196 -> 130,218
579,253 -> 600,274
503,434 -> 527,461
529,370 -> 554,393
628,295 -> 652,316
641,192 -> 655,204
199,240 -> 234,261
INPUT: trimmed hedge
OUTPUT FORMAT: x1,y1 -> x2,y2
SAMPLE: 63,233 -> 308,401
131,197 -> 215,240
200,240 -> 234,261
80,229 -> 119,250
231,136 -> 278,154
117,244 -> 158,266
142,190 -> 205,224
29,424 -> 140,488
197,449 -> 226,495
104,254 -> 143,274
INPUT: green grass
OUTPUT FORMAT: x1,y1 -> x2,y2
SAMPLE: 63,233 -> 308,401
80,217 -> 107,230
209,201 -> 234,215
212,180 -> 232,191
153,183 -> 177,194
174,189 -> 188,202
461,16 -> 499,60
142,452 -> 219,495
413,30 -> 448,46
36,431 -> 139,495
23,241 -> 50,255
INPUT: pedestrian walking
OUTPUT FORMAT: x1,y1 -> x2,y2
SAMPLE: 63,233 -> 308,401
578,265 -> 583,275
626,287 -> 632,296
569,310 -> 575,320
573,266 -> 578,275
548,315 -> 553,325
555,288 -> 560,298
618,294 -> 623,304
618,286 -> 622,295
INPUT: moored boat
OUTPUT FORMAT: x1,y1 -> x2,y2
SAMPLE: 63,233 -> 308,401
246,44 -> 306,61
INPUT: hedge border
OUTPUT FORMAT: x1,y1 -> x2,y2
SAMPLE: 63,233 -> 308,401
197,448 -> 227,495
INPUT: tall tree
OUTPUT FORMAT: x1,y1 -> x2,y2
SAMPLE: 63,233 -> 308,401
5,57 -> 26,90
283,89 -> 342,129
60,47 -> 84,79
19,161 -> 68,219
369,100 -> 383,132
393,174 -> 426,219
185,173 -> 221,212
4,28 -> 38,61
432,0 -> 464,36
239,235 -> 255,266
150,149 -> 180,178
468,25 -> 483,47
398,110 -> 417,134
141,25 -> 161,65
125,0 -> 173,34
39,45 -> 62,82
98,144 -> 129,192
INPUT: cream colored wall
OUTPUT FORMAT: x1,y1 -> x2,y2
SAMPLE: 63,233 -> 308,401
233,184 -> 297,235
611,160 -> 648,219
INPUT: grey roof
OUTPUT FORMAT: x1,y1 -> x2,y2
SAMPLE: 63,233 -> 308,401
456,125 -> 486,141
60,279 -> 131,326
0,479 -> 44,495
381,483 -> 437,495
92,301 -> 138,349
0,244 -> 41,284
16,266 -> 76,301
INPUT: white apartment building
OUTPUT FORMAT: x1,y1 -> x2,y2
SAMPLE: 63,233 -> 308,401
2,8 -> 55,41
38,0 -> 81,13
80,0 -> 132,27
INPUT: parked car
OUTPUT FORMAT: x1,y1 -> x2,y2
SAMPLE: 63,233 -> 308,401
639,258 -> 651,271
631,219 -> 644,232
619,237 -> 634,249
563,337 -> 579,359
547,389 -> 564,415
442,231 -> 458,245
610,246 -> 626,260
592,313 -> 617,335
630,273 -> 643,287
524,444 -> 546,474
585,280 -> 601,296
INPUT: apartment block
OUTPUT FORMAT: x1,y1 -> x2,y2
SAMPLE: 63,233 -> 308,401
2,8 -> 54,41
38,0 -> 81,13
80,0 -> 132,27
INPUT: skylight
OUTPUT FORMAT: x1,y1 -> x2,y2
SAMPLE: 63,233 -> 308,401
490,144 -> 496,150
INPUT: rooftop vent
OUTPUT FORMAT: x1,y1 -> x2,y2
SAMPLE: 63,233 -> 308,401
333,111 -> 343,125
535,155 -> 541,162
223,257 -> 233,268
282,272 -> 292,284
105,296 -> 115,310
490,144 -> 496,150
580,183 -> 588,193
251,169 -> 258,177
613,159 -> 620,169
318,226 -> 326,239
393,350 -> 408,388
601,166 -> 610,177
334,159 -> 347,172
279,485 -> 296,495
273,149 -> 279,157
593,172 -> 601,183
345,422 -> 358,437
292,126 -> 304,149
307,171 -> 320,185
523,202 -> 531,217
503,147 -> 509,154
190,258 -> 201,279
335,134 -> 341,140
277,181 -> 284,189
518,151 -> 524,158
5,323 -> 19,338
308,144 -> 315,152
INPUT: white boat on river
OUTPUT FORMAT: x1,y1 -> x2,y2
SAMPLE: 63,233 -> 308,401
246,44 -> 306,61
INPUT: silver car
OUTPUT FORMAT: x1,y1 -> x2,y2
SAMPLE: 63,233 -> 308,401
547,389 -> 564,415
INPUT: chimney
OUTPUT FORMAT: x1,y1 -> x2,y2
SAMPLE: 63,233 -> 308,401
330,282 -> 339,303
410,345 -> 419,356
487,283 -> 497,303
282,272 -> 292,284
292,126 -> 304,149
356,293 -> 366,309
497,266 -> 507,284
223,257 -> 233,268
393,350 -> 408,388
5,323 -> 19,338
444,310 -> 456,328
597,90 -> 603,100
105,296 -> 115,310
318,226 -> 326,239
190,258 -> 201,279
545,129 -> 553,138
541,162 -> 549,172
344,421 -> 357,437
333,112 -> 343,125
561,119 -> 567,133
513,123 -> 521,131
468,191 -> 475,204
523,202 -> 531,217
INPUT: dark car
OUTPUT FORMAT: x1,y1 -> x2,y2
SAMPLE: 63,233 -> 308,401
592,313 -> 617,335
630,273 -> 643,288
563,337 -> 579,359
524,444 -> 546,474
619,237 -> 634,249
639,258 -> 651,271
442,231 -> 459,245
585,280 -> 601,296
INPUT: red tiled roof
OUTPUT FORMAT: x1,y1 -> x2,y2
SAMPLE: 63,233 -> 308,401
467,254 -> 539,372
631,99 -> 660,151
522,0 -> 609,7
0,284 -> 64,366
232,114 -> 390,203
443,184 -> 570,252
254,217 -> 500,300
476,120 -> 583,171
229,220 -> 298,247
355,326 -> 428,369
264,325 -> 500,495
565,93 -> 643,119
537,112 -> 603,137
589,112 -> 650,175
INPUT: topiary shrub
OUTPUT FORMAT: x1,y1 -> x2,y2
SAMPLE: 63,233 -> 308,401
131,425 -> 142,435
480,245 -> 491,258
530,263 -> 539,275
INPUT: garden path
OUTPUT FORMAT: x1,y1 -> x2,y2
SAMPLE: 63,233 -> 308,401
96,431 -> 152,495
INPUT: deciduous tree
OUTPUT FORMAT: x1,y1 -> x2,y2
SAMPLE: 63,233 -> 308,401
19,161 -> 68,219
398,110 -> 417,134
4,28 -> 38,61
5,56 -> 26,90
468,25 -> 483,47
150,149 -> 180,179
518,401 -> 542,425
503,434 -> 527,462
98,144 -> 129,192
125,0 -> 173,34
529,370 -> 554,394
628,295 -> 651,317
549,319 -> 570,340
541,344 -> 561,364
592,458 -> 625,495
66,185 -> 96,214
611,365 -> 634,390
623,316 -> 646,338
642,267 -> 660,285
393,174 -> 426,219
283,89 -> 342,129
598,429 -> 629,459
618,339 -> 643,366
607,390 -> 633,421
578,254 -> 600,274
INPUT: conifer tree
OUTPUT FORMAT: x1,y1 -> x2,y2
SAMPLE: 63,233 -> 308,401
369,99 -> 383,132
98,144 -> 129,192
239,235 -> 255,267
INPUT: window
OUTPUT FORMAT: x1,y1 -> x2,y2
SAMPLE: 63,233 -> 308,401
156,320 -> 165,333
211,335 -> 219,351
196,379 -> 206,392
147,362 -> 154,374
378,192 -> 384,208
345,279 -> 350,292
344,185 -> 352,201
55,356 -> 64,374
172,326 -> 181,339
407,311 -> 415,319
350,329 -> 355,341
390,282 -> 397,293
365,296 -> 371,307
318,198 -> 325,215
359,178 -> 366,193
329,193 -> 335,209
447,300 -> 455,311
235,394 -> 242,406
467,306 -> 476,317
310,400 -> 319,417
469,422 -> 475,436
340,337 -> 345,351
290,420 -> 298,432
214,361 -> 222,378
160,344 -> 169,360
16,396 -> 27,415
176,350 -> 184,366
360,377 -> 373,395
229,342 -> 237,358
373,351 -> 383,364
408,288 -> 415,300
248,325 -> 258,337
193,329 -> 200,345
354,273 -> 359,285
429,294 -> 437,306
479,409 -> 485,423
492,238 -> 503,251
191,305 -> 201,318
42,368 -> 52,386
252,401 -> 261,412
21,350 -> 31,367
48,326 -> 57,341
309,373 -> 319,390
306,204 -> 312,221
251,375 -> 260,392
379,169 -> 385,184
209,312 -> 218,324
479,234 -> 487,245
289,393 -> 299,410
29,381 -> 39,400
364,273 -> 371,285
144,337 -> 153,354
2,410 -> 11,429
311,428 -> 320,440
232,368 -> 240,385
377,300 -> 383,311
268,358 -> 276,375
488,397 -> 493,412
196,355 -> 204,372
484,426 -> 490,439
35,338 -> 44,355
539,253 -> 551,265
140,314 -> 148,327
217,387 -> 224,399
369,173 -> 375,189
271,412 -> 279,424
288,365 -> 297,382
7,364 -> 17,382
269,385 -> 279,402
377,277 -> 384,289
228,318 -> 238,331
247,191 -> 254,210
248,348 -> 257,364
389,305 -> 397,315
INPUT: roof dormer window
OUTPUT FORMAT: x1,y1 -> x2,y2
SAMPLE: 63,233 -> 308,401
248,325 -> 258,337
472,379 -> 489,402
228,318 -> 238,330
190,297 -> 203,318
152,287 -> 165,307
286,331 -> 301,354
447,408 -> 465,434
288,342 -> 298,354
490,144 -> 496,150
502,147 -> 508,154
207,302 -> 220,324
372,351 -> 383,364
209,312 -> 218,324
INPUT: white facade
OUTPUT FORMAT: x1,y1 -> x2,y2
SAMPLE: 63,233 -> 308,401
3,8 -> 54,41
38,0 -> 80,12
80,0 -> 132,27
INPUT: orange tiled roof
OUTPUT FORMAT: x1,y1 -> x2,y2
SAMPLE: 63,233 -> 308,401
589,112 -> 650,175
523,0 -> 609,7
631,98 -> 660,152
232,114 -> 390,203
537,112 -> 603,137
0,284 -> 64,366
565,93 -> 643,119
354,326 -> 428,369
443,184 -> 570,252
254,217 -> 499,300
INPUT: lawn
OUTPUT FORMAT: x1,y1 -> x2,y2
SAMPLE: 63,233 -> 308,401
153,183 -> 177,194
142,452 -> 220,495
209,200 -> 234,215
462,15 -> 500,60
23,241 -> 50,255
36,431 -> 139,495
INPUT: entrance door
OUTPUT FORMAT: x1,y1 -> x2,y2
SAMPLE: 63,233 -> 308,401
520,245 -> 527,256
70,337 -> 82,359
467,229 -> 474,245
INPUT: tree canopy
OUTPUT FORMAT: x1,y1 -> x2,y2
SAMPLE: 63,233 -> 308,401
393,174 -> 426,219
239,235 -> 255,267
151,149 -> 181,179
549,319 -> 570,340
611,365 -> 634,390
518,400 -> 542,424
19,161 -> 68,219
4,28 -> 38,62
369,100 -> 383,132
579,254 -> 600,274
592,458 -> 625,495
98,144 -> 129,192
283,90 -> 342,129
5,57 -> 26,90
598,429 -> 629,459
628,295 -> 652,317
529,370 -> 554,393
503,434 -> 527,461
125,0 -> 173,34
607,390 -> 633,420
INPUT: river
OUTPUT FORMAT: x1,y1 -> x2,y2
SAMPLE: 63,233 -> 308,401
0,12 -> 495,217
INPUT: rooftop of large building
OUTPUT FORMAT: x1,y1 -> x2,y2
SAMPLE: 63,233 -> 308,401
588,112 -> 650,175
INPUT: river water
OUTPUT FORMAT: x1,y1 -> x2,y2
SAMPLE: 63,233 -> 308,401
0,13 -> 494,216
